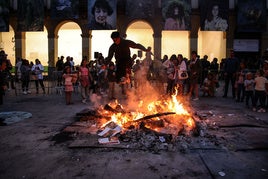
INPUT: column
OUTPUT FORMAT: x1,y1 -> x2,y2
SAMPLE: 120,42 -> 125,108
261,17 -> 268,54
226,10 -> 235,57
47,32 -> 58,79
47,32 -> 58,67
81,31 -> 91,61
189,10 -> 199,57
153,33 -> 161,60
14,31 -> 26,59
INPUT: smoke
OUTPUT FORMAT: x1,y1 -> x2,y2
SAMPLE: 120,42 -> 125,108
123,64 -> 164,113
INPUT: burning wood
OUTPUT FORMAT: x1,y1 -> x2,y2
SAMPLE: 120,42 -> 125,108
75,94 -> 197,147
103,104 -> 125,113
133,112 -> 176,122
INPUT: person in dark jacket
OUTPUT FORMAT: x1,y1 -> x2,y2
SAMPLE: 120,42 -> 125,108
105,31 -> 148,95
222,50 -> 239,98
0,59 -> 7,105
105,31 -> 148,83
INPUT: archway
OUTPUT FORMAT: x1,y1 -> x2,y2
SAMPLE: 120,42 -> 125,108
26,28 -> 48,66
126,21 -> 153,60
91,30 -> 114,60
162,31 -> 190,59
58,22 -> 82,66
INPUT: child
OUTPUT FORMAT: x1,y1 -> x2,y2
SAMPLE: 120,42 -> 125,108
202,72 -> 217,97
236,62 -> 247,102
244,72 -> 255,108
253,70 -> 268,112
63,66 -> 75,105
79,58 -> 91,104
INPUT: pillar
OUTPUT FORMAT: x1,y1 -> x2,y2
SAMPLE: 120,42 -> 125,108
47,32 -> 58,79
261,16 -> 268,54
81,31 -> 91,61
153,33 -> 161,60
14,31 -> 26,59
47,32 -> 58,67
189,10 -> 199,57
226,10 -> 236,57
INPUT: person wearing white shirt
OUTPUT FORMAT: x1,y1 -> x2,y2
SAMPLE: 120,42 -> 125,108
31,59 -> 45,94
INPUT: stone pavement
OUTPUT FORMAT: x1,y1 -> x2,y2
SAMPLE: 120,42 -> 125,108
0,82 -> 268,179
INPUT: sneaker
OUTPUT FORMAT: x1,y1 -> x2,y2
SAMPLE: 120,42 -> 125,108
27,90 -> 31,94
193,97 -> 199,101
23,91 -> 27,95
82,99 -> 87,104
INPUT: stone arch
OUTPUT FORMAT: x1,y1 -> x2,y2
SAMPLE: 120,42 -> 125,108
125,20 -> 154,37
54,20 -> 81,35
55,21 -> 82,66
125,20 -> 154,59
25,26 -> 48,66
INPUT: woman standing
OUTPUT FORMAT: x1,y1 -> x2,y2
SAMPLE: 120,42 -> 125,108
20,59 -> 31,95
31,59 -> 45,94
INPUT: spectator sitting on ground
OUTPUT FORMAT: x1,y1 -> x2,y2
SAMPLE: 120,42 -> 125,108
201,72 -> 217,97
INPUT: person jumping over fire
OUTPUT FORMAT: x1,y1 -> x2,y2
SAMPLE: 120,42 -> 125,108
105,31 -> 148,95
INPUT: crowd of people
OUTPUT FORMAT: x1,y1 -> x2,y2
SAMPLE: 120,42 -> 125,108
1,33 -> 268,112
50,46 -> 268,113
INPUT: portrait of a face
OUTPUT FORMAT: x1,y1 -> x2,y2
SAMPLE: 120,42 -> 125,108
200,0 -> 229,31
88,0 -> 116,30
161,0 -> 191,31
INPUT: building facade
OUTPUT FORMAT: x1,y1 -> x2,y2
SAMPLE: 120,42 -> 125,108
0,0 -> 267,74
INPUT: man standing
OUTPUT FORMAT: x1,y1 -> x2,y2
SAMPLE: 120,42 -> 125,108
105,31 -> 148,94
189,51 -> 202,100
56,56 -> 64,86
223,50 -> 239,98
200,55 -> 210,86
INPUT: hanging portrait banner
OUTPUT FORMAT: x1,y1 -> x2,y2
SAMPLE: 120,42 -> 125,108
200,0 -> 229,31
50,0 -> 79,19
161,0 -> 191,31
17,0 -> 44,31
0,0 -> 9,32
126,0 -> 154,19
88,0 -> 116,30
237,0 -> 266,32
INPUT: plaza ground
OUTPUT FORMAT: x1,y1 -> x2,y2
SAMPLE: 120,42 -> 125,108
0,81 -> 267,179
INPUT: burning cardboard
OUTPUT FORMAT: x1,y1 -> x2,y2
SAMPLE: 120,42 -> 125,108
98,121 -> 122,137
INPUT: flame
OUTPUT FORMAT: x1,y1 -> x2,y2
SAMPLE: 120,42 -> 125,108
98,89 -> 195,134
